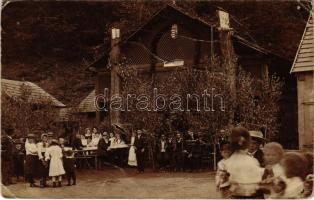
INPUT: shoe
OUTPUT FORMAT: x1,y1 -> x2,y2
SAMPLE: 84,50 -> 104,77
58,181 -> 61,187
30,183 -> 38,187
40,181 -> 44,188
67,183 -> 71,186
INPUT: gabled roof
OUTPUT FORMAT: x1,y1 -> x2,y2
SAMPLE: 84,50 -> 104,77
78,90 -> 96,112
87,4 -> 280,71
291,11 -> 314,73
1,79 -> 66,107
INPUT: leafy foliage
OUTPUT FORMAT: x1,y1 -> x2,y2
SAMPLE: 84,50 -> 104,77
118,57 -> 282,139
1,85 -> 59,137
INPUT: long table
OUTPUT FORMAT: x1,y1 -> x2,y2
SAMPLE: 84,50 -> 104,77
74,148 -> 98,170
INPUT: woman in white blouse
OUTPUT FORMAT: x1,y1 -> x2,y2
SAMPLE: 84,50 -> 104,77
25,134 -> 38,187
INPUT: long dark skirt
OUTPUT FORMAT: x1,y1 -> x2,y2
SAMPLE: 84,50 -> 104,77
37,156 -> 49,178
25,155 -> 38,183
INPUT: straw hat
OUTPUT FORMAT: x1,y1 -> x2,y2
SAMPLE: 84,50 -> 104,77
26,133 -> 36,138
249,130 -> 266,142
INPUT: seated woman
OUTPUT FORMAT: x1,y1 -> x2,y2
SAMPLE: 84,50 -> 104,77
109,133 -> 128,166
109,133 -> 127,149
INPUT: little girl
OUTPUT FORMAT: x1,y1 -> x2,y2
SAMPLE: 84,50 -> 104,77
215,142 -> 232,198
266,152 -> 308,198
45,139 -> 65,187
260,142 -> 285,198
262,142 -> 285,179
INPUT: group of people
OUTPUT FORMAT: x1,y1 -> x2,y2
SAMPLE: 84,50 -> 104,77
72,127 -> 209,173
25,133 -> 77,188
2,125 -> 313,199
215,126 -> 313,199
1,131 -> 77,188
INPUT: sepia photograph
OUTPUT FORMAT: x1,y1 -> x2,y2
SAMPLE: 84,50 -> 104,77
1,0 -> 313,199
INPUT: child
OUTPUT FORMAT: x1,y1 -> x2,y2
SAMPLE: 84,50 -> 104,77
259,142 -> 285,198
12,141 -> 25,181
263,142 -> 285,179
45,139 -> 65,187
269,152 -> 307,198
215,142 -> 231,198
63,149 -> 76,186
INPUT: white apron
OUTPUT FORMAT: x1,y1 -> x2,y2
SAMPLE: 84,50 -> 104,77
128,137 -> 137,166
46,145 -> 65,177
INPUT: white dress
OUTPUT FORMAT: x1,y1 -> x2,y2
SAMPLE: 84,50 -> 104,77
128,136 -> 137,166
45,145 -> 65,177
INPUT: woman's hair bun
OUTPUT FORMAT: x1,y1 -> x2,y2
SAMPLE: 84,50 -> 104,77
229,126 -> 251,151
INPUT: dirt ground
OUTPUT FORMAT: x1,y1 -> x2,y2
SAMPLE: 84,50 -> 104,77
2,167 -> 221,199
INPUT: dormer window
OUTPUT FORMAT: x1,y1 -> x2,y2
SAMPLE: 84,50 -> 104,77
171,24 -> 178,39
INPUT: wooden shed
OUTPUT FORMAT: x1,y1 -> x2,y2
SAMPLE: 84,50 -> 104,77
290,11 -> 314,151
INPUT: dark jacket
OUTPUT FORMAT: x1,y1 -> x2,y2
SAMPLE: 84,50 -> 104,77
72,138 -> 83,150
1,135 -> 14,161
156,139 -> 168,153
253,148 -> 264,167
174,138 -> 185,154
97,138 -> 110,156
64,157 -> 76,173
134,135 -> 146,153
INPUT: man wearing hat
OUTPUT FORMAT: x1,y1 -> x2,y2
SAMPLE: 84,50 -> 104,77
37,133 -> 49,187
25,133 -> 38,187
134,130 -> 146,173
248,130 -> 265,166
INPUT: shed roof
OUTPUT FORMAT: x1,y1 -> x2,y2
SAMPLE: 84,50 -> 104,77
1,79 -> 66,107
78,90 -> 96,112
291,11 -> 314,73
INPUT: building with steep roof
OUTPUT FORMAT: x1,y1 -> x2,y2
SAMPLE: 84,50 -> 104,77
86,4 -> 297,148
2,78 -> 66,107
290,10 -> 314,151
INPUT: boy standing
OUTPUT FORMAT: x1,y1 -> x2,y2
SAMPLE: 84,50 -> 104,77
63,149 -> 76,186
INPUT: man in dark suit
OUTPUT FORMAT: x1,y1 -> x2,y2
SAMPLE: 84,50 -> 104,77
72,133 -> 84,150
134,130 -> 146,173
248,131 -> 266,167
156,134 -> 168,171
97,132 -> 110,169
174,132 -> 187,172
